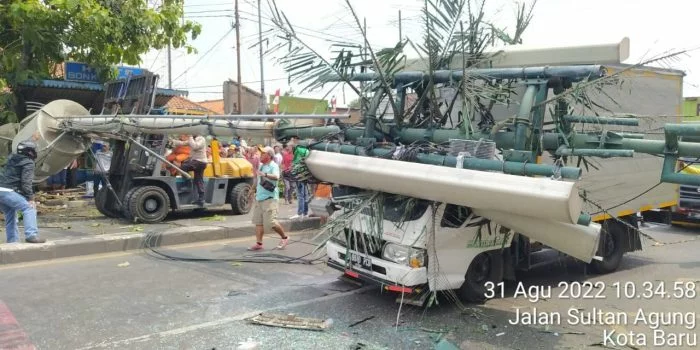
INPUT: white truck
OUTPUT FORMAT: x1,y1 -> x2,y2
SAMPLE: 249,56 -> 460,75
323,63 -> 685,304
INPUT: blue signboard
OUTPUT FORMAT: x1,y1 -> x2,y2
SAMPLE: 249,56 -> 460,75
117,66 -> 144,79
64,62 -> 146,83
64,62 -> 100,83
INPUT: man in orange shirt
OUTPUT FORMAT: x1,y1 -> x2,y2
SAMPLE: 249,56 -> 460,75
166,135 -> 191,175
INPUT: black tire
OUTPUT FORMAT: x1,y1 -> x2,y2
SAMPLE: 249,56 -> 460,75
95,188 -> 121,218
127,186 -> 170,224
589,220 -> 625,274
229,182 -> 253,214
458,251 -> 503,303
122,187 -> 140,222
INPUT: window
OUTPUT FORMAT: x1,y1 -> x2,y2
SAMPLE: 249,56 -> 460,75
440,204 -> 472,228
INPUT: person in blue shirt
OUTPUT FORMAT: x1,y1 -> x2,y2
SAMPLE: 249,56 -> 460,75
248,146 -> 289,250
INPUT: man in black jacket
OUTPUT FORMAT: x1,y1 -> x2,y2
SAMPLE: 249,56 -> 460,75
0,140 -> 45,243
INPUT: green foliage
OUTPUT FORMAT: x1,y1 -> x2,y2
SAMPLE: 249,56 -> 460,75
264,0 -> 537,130
0,0 -> 201,122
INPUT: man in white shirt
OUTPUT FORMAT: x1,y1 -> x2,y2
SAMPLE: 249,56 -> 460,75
171,134 -> 207,206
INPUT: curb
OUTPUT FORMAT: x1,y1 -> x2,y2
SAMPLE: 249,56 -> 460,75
0,218 -> 321,265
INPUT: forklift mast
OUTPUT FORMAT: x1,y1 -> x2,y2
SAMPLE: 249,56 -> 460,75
99,72 -> 166,202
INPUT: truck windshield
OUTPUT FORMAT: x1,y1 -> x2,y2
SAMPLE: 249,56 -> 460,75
383,195 -> 430,222
331,187 -> 430,223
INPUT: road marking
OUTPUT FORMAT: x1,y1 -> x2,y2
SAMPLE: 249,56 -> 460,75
0,231 -> 311,271
0,301 -> 36,350
75,285 -> 371,349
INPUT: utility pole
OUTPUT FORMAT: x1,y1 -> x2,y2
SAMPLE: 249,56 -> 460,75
398,10 -> 402,41
235,0 -> 242,114
360,17 -> 366,115
167,43 -> 172,89
258,0 -> 266,114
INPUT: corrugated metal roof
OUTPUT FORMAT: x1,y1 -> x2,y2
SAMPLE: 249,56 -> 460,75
18,79 -> 188,96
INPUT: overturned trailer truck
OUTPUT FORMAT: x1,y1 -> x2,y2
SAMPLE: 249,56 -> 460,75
311,41 -> 695,303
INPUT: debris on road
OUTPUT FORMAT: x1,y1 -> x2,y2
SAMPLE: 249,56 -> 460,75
247,313 -> 332,331
434,338 -> 460,350
236,338 -> 260,350
117,262 -> 130,267
348,315 -> 374,327
200,215 -> 226,222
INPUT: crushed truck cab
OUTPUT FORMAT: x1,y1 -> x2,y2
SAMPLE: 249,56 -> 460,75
325,193 -> 514,303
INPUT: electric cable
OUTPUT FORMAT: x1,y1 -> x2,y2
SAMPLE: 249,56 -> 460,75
141,229 -> 327,265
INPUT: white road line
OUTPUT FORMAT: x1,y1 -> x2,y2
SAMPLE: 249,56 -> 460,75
76,285 -> 372,349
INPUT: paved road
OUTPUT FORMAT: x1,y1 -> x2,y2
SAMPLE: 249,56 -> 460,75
0,224 -> 698,349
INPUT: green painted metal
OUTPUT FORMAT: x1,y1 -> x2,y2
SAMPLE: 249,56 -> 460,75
276,125 -> 341,140
304,141 -> 582,179
563,115 -> 640,126
556,147 -> 634,158
617,133 -> 644,139
658,123 -> 700,185
324,65 -> 605,85
513,84 -> 537,151
577,212 -> 592,226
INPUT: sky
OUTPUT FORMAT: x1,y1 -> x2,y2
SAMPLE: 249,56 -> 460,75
139,0 -> 700,106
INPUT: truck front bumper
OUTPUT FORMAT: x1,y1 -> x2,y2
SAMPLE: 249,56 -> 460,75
326,241 -> 427,287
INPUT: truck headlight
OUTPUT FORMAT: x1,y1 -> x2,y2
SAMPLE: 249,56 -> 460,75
382,243 -> 425,267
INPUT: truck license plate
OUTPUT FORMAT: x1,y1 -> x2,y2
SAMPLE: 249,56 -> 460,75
349,252 -> 372,269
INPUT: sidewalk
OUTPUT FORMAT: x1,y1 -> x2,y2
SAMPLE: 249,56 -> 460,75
0,200 -> 321,265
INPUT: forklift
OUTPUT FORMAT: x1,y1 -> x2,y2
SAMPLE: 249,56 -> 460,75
92,72 -> 254,223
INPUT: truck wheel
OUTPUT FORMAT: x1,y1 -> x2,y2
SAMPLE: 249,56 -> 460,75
127,186 -> 170,224
95,188 -> 120,218
458,251 -> 503,303
229,182 -> 253,214
589,221 -> 625,274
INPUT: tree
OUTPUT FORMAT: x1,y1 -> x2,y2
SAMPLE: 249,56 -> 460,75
0,0 -> 201,122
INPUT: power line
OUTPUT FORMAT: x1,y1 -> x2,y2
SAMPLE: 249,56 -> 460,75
180,77 -> 289,90
184,2 -> 232,7
171,27 -> 235,85
185,15 -> 234,18
185,9 -> 234,14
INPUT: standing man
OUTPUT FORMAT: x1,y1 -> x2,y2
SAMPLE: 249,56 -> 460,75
290,143 -> 310,219
281,144 -> 294,205
0,140 -> 45,243
248,146 -> 288,251
171,134 -> 207,206
93,143 -> 112,195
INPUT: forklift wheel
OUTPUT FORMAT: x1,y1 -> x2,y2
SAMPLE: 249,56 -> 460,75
95,188 -> 121,218
229,182 -> 253,214
122,187 -> 140,222
127,186 -> 171,224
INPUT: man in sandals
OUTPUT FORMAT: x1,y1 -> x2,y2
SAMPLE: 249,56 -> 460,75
248,146 -> 289,250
